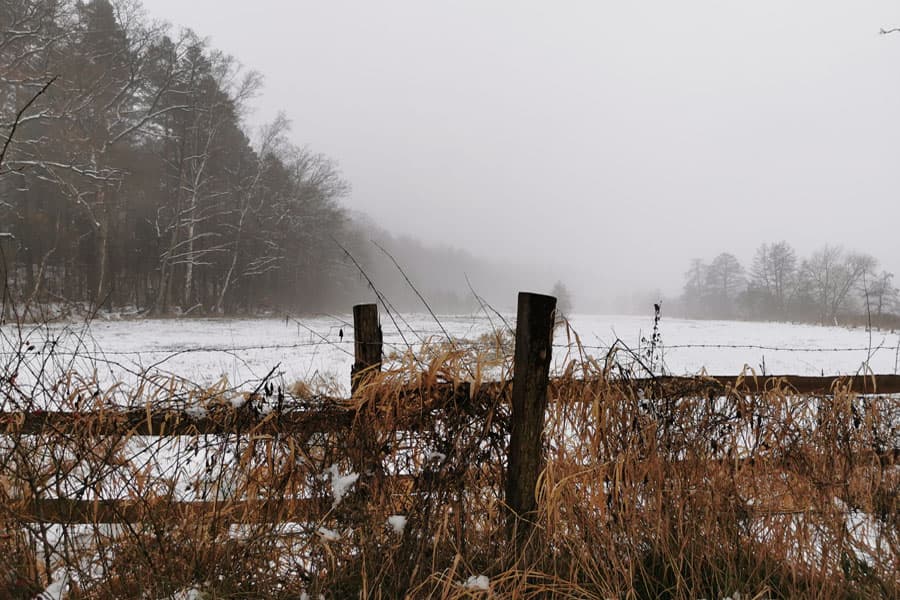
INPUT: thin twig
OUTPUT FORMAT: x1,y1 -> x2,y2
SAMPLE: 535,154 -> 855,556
371,240 -> 453,346
465,273 -> 513,334
331,237 -> 421,363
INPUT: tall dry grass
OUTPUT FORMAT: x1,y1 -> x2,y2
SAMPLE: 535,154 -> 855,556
0,337 -> 897,598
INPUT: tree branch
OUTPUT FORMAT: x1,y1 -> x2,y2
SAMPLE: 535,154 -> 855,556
0,75 -> 57,171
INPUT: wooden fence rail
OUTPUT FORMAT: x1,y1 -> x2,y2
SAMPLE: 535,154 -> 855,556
0,408 -> 354,436
3,292 -> 900,536
11,498 -> 324,525
4,376 -> 900,438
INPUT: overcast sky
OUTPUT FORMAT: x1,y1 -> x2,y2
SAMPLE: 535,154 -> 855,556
140,0 -> 900,304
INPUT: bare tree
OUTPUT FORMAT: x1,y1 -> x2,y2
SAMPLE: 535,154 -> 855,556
706,252 -> 745,318
868,270 -> 898,318
750,241 -> 797,317
681,258 -> 708,317
550,281 -> 573,317
212,109 -> 287,314
800,245 -> 877,324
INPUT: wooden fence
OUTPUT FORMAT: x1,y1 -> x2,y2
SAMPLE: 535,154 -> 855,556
3,292 -> 900,540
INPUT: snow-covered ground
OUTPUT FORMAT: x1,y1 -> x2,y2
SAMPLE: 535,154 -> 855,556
564,314 -> 900,376
2,313 -> 898,395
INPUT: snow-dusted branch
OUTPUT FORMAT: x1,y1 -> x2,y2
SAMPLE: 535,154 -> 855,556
0,76 -> 56,172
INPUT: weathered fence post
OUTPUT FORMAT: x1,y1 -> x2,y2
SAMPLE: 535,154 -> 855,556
351,303 -> 382,394
506,291 -> 556,548
349,304 -> 383,506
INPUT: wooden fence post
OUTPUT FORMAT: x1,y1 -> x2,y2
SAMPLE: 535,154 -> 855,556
505,291 -> 556,547
351,303 -> 382,394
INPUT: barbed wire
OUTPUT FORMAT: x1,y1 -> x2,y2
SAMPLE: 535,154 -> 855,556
7,318 -> 898,373
551,342 -> 900,353
2,338 -> 898,358
3,316 -> 900,400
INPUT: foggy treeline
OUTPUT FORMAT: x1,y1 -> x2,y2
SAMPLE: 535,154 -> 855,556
0,0 -> 537,318
673,241 -> 900,326
344,212 -> 557,315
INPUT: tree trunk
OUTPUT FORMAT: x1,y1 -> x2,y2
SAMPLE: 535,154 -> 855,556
96,200 -> 110,305
215,207 -> 246,314
183,207 -> 195,308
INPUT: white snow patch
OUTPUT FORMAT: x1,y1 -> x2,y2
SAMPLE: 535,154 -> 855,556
387,514 -> 408,534
327,463 -> 359,507
462,574 -> 490,590
41,570 -> 70,600
185,405 -> 208,419
317,526 -> 340,541
169,587 -> 206,599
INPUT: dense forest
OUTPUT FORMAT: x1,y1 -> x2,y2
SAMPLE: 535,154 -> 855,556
673,242 -> 900,326
0,0 -> 352,315
0,0 -> 547,319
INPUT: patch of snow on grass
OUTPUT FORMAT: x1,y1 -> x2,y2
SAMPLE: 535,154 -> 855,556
41,570 -> 70,599
316,526 -> 340,541
185,405 -> 207,419
462,574 -> 490,590
387,515 -> 408,534
169,587 -> 206,599
327,463 -> 359,508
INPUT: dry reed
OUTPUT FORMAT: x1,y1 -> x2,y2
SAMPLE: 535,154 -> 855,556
0,338 -> 897,598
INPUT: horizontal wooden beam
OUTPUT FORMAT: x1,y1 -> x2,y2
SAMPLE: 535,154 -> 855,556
9,450 -> 895,524
614,374 -> 900,395
9,497 -> 325,524
0,406 -> 353,436
2,375 -> 897,438
9,472 -> 426,523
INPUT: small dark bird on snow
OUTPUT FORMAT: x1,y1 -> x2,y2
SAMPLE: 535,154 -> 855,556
339,328 -> 344,341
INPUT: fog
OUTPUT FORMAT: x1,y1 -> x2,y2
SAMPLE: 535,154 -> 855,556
139,1 -> 900,309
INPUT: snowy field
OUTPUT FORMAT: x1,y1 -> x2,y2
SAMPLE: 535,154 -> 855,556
2,312 -> 899,394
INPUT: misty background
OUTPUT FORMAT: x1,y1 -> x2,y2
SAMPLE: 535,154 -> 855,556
2,1 -> 900,319
139,1 -> 900,300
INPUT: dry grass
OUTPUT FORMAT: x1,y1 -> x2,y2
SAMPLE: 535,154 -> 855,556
0,341 -> 897,598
